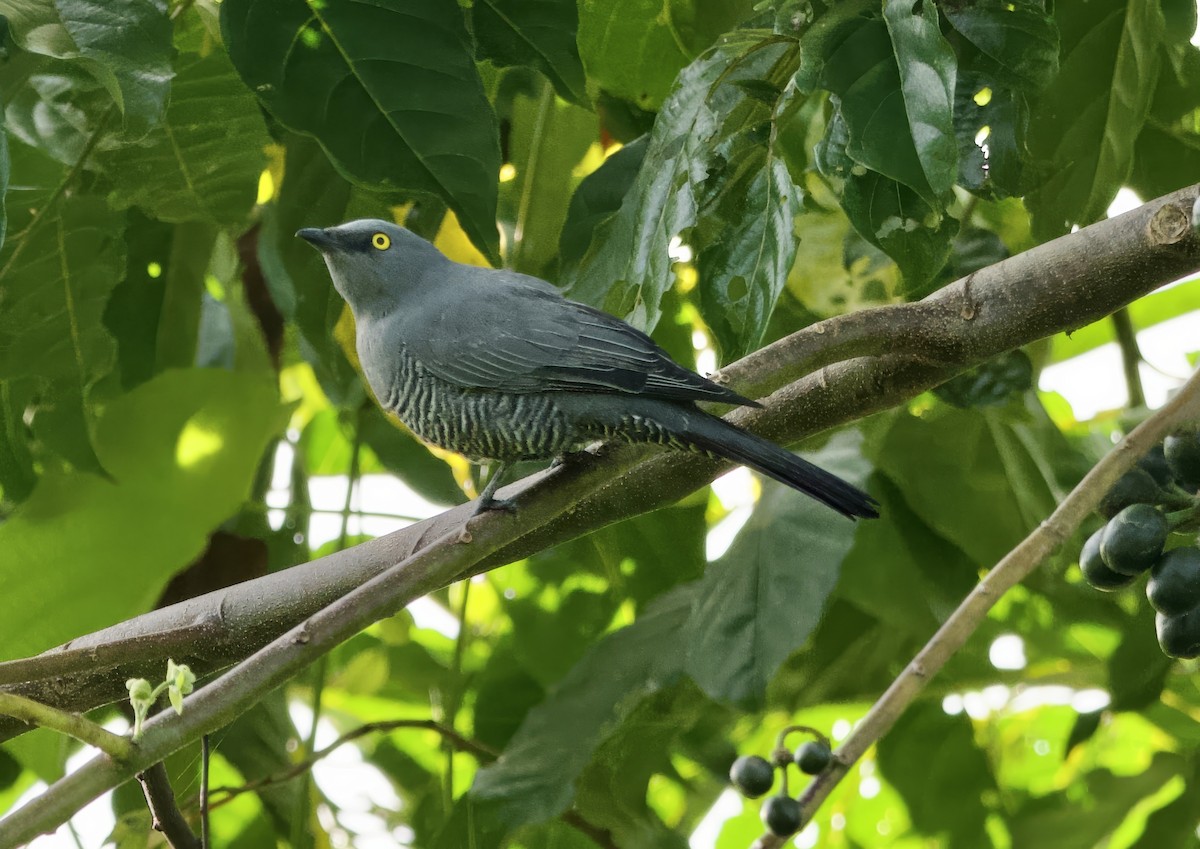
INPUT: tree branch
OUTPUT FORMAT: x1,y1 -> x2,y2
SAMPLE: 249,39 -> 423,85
748,363 -> 1200,849
0,187 -> 1196,745
137,763 -> 200,849
0,694 -> 132,762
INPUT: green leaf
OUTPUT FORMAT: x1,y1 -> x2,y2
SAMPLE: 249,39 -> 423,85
876,702 -> 996,843
0,170 -> 124,471
798,0 -> 950,203
1027,0 -> 1166,239
558,136 -> 647,277
4,59 -> 114,165
220,0 -> 501,261
0,108 -> 7,252
472,0 -> 588,105
943,0 -> 1060,93
1007,752 -> 1183,849
1048,277 -> 1200,364
566,33 -> 801,337
694,79 -> 803,361
682,431 -> 870,707
817,109 -> 955,292
881,0 -> 958,199
470,585 -> 693,826
0,0 -> 172,137
506,85 -> 597,277
1107,605 -> 1173,711
0,368 -> 288,664
98,49 -> 269,228
576,0 -> 691,110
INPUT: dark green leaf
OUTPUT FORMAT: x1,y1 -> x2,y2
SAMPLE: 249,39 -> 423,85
1027,0 -> 1165,238
954,71 -> 1030,198
943,0 -> 1060,92
576,0 -> 691,110
221,0 -> 501,260
567,34 -> 801,338
471,585 -> 693,825
935,351 -> 1034,409
1128,758 -> 1200,849
881,0 -> 958,199
99,49 -> 269,227
1107,605 -> 1173,711
694,79 -> 803,360
0,168 -> 124,470
877,702 -> 996,843
683,432 -> 870,707
473,0 -> 588,105
558,136 -> 647,277
0,0 -> 172,137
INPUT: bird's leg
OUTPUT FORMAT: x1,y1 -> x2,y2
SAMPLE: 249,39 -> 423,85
472,462 -> 517,516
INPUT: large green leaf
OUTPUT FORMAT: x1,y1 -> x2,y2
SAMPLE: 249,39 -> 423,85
0,168 -> 124,472
576,0 -> 691,111
877,703 -> 997,844
694,79 -> 803,361
558,136 -> 647,277
506,86 -> 597,277
472,0 -> 588,105
943,0 -> 1060,93
99,49 -> 270,228
881,0 -> 958,200
0,0 -> 171,137
566,33 -> 802,344
470,585 -> 693,826
797,0 -> 955,203
1027,0 -> 1165,239
220,0 -> 501,260
682,432 -> 871,707
0,368 -> 288,664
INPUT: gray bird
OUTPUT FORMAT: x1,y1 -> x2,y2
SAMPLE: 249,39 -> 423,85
297,220 -> 878,519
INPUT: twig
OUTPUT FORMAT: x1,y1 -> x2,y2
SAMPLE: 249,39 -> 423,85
137,763 -> 200,849
749,365 -> 1200,849
562,809 -> 620,849
200,735 -> 210,849
0,694 -> 133,762
205,718 -> 498,808
1112,307 -> 1147,407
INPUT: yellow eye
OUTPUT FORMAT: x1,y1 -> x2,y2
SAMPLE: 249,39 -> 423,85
371,232 -> 391,250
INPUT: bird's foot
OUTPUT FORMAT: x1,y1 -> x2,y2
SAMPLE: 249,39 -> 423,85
470,495 -> 518,517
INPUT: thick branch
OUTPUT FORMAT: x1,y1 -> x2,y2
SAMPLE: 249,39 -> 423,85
0,186 -> 1196,746
749,363 -> 1200,849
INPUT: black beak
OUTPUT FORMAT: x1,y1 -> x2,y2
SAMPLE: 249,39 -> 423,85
296,227 -> 337,251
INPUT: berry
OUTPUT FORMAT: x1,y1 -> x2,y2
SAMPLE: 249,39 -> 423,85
1098,468 -> 1163,518
1137,445 -> 1175,489
1155,607 -> 1200,659
1079,528 -> 1136,591
729,755 -> 775,798
761,795 -> 804,837
1100,504 -> 1168,576
1147,548 -> 1200,616
1164,432 -> 1200,491
794,741 -> 832,775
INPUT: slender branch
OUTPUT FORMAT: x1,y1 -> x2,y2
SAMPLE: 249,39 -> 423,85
1112,307 -> 1147,407
1,185 -> 1198,744
0,694 -> 133,762
562,809 -> 620,849
205,718 -> 498,809
137,763 -> 200,849
748,365 -> 1200,849
200,735 -> 210,849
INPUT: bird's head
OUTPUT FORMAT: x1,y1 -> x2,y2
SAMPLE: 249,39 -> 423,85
296,219 -> 445,318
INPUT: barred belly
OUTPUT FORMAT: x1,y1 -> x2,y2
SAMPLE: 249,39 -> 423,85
378,350 -> 578,462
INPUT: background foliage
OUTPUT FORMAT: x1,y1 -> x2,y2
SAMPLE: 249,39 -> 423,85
1,0 -> 1200,847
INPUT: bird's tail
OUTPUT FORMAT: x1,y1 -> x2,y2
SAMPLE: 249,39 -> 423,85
679,411 -> 879,520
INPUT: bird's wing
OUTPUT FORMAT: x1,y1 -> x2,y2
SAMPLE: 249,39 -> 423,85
406,272 -> 756,406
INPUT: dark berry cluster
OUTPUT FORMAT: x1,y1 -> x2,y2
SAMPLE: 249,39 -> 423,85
728,727 -> 834,837
1080,434 -> 1200,659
